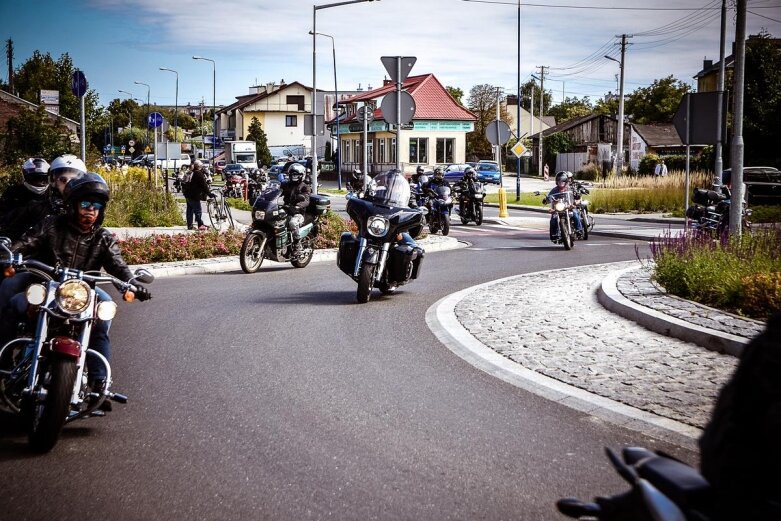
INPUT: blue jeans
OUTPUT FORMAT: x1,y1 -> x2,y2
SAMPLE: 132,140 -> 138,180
186,198 -> 204,228
550,210 -> 584,238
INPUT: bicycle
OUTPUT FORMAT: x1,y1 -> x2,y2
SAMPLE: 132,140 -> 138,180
206,189 -> 235,230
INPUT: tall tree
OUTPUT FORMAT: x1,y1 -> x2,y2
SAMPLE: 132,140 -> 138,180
743,30 -> 781,168
1,105 -> 74,164
624,75 -> 690,124
466,84 -> 512,159
247,117 -> 272,167
520,79 -> 553,114
446,86 -> 464,106
547,96 -> 593,124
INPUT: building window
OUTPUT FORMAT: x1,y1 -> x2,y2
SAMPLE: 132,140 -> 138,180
389,138 -> 396,164
286,115 -> 297,127
344,140 -> 350,163
378,138 -> 385,163
409,137 -> 428,164
436,138 -> 455,164
286,95 -> 305,111
352,139 -> 360,163
367,141 -> 374,164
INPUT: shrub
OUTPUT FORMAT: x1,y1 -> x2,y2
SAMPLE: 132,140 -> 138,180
119,230 -> 244,264
313,210 -> 355,249
101,167 -> 184,227
575,162 -> 602,182
740,272 -> 781,318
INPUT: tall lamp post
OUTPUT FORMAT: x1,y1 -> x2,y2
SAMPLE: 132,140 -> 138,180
310,30 -> 341,190
133,81 -> 151,145
159,67 -> 179,140
312,0 -> 379,194
604,36 -> 628,175
193,56 -> 216,164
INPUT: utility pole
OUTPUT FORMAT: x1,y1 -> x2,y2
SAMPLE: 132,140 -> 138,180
714,0 -> 727,190
615,34 -> 631,175
5,39 -> 13,94
729,0 -> 747,237
536,66 -> 547,177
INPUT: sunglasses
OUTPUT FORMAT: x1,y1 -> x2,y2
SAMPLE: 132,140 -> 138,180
79,201 -> 104,210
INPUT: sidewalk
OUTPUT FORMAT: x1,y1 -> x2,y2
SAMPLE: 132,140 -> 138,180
427,260 -> 764,449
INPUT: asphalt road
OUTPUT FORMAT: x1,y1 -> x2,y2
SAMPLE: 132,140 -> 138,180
0,223 -> 693,520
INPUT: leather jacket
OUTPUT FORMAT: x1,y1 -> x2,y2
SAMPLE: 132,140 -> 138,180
282,180 -> 311,214
1,190 -> 64,241
12,215 -> 134,282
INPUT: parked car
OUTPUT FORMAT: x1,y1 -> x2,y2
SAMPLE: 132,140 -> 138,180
214,160 -> 227,174
444,163 -> 471,183
476,162 -> 502,184
722,166 -> 781,205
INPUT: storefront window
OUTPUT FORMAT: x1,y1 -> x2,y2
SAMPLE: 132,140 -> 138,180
436,138 -> 455,164
344,140 -> 350,163
378,139 -> 386,163
409,138 -> 428,164
352,139 -> 360,162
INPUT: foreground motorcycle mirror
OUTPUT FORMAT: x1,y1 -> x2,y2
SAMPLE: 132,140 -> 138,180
605,447 -> 639,485
638,479 -> 687,521
132,268 -> 155,284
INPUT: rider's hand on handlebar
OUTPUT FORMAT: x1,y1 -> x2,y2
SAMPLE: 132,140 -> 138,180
134,287 -> 152,301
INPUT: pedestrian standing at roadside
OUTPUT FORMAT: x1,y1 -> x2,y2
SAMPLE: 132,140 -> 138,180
654,159 -> 668,177
181,160 -> 209,231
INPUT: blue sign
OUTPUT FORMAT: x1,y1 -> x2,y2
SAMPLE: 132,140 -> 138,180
71,70 -> 87,98
148,112 -> 163,129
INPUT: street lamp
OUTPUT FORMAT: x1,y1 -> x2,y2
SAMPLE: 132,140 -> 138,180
605,51 -> 626,175
193,56 -> 216,164
312,0 -> 379,193
134,81 -> 151,144
310,30 -> 341,189
159,67 -> 179,140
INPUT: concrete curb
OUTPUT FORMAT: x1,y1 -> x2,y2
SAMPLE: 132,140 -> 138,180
597,265 -> 748,357
130,235 -> 466,279
425,266 -> 701,450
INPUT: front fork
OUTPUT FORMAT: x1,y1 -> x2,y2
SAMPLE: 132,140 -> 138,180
353,238 -> 390,283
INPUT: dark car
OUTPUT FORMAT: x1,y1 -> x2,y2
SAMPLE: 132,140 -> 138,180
223,163 -> 246,177
722,166 -> 781,205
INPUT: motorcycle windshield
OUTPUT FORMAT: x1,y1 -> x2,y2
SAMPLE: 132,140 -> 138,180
549,191 -> 573,205
370,172 -> 411,207
435,186 -> 451,199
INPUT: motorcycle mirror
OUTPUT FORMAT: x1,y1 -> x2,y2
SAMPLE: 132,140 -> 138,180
605,447 -> 639,485
132,268 -> 155,285
638,480 -> 687,521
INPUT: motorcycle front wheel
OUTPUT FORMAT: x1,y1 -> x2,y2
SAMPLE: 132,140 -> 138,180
442,214 -> 450,236
357,264 -> 376,303
475,204 -> 483,226
240,231 -> 267,273
560,218 -> 573,250
27,356 -> 77,453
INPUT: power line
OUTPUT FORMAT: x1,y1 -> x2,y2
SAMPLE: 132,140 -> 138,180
462,0 -> 726,9
633,0 -> 720,36
748,9 -> 781,22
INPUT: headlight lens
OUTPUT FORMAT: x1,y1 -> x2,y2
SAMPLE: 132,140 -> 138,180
55,280 -> 91,314
26,283 -> 47,306
554,201 -> 566,212
367,216 -> 389,237
96,301 -> 118,321
580,199 -> 589,207
254,210 -> 265,220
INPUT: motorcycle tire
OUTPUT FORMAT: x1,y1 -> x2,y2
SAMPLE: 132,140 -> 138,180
378,282 -> 397,295
461,215 -> 469,225
442,214 -> 450,236
27,356 -> 77,453
475,205 -> 483,226
240,231 -> 267,273
291,237 -> 314,269
357,264 -> 376,303
429,222 -> 438,234
560,219 -> 573,250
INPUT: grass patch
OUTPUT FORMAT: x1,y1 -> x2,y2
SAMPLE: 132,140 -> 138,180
226,197 -> 252,211
101,167 -> 184,227
650,227 -> 781,319
485,192 -> 545,206
750,205 -> 781,223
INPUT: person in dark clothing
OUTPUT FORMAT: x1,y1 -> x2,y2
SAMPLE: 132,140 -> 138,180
454,166 -> 479,217
545,171 -> 584,238
0,158 -> 50,237
281,163 -> 311,253
699,312 -> 781,521
0,173 -> 151,404
181,160 -> 210,230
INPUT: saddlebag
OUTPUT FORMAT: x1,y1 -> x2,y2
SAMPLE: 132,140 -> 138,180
337,232 -> 359,276
387,244 -> 425,282
685,204 -> 705,221
692,188 -> 725,206
308,194 -> 331,215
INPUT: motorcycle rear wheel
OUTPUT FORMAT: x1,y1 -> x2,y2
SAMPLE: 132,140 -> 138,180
357,264 -> 376,303
291,237 -> 314,268
560,219 -> 573,250
27,356 -> 77,453
240,232 -> 267,273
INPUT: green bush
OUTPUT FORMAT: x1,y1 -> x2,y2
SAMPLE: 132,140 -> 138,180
119,230 -> 245,264
741,272 -> 781,318
101,167 -> 184,227
314,210 -> 355,249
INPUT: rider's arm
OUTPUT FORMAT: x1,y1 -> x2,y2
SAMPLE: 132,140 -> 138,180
97,230 -> 134,282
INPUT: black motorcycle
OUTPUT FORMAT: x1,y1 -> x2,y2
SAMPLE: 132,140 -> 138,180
337,172 -> 426,303
247,168 -> 269,203
686,186 -> 752,236
239,185 -> 330,273
537,190 -> 581,250
572,183 -> 594,240
426,184 -> 454,236
453,180 -> 485,226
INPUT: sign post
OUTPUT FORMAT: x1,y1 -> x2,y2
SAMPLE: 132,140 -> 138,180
148,112 -> 164,188
381,56 -> 416,172
71,70 -> 88,162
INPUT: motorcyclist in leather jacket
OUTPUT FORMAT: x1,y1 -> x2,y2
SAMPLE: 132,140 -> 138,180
454,166 -> 479,217
0,173 -> 151,406
411,165 -> 426,185
545,171 -> 584,238
0,158 -> 50,238
282,163 -> 311,253
347,168 -> 372,195
424,166 -> 450,193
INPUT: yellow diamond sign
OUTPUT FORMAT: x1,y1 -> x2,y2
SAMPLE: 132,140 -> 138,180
511,141 -> 527,158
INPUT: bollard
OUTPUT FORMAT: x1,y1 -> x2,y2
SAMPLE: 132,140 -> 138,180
498,186 -> 509,218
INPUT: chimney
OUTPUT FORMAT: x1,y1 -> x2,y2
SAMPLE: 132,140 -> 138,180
267,82 -> 274,93
367,84 -> 372,90
356,83 -> 363,92
383,79 -> 392,86
703,58 -> 713,70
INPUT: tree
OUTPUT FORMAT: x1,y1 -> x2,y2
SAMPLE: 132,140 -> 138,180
593,95 -> 619,117
547,96 -> 593,124
543,132 -> 574,169
466,84 -> 513,159
624,75 -> 690,124
520,79 -> 553,114
247,117 -> 272,167
1,105 -> 74,164
446,86 -> 464,106
743,30 -> 781,168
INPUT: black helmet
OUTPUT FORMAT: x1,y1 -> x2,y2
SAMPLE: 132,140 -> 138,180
433,166 -> 444,180
288,163 -> 306,183
555,171 -> 568,186
63,172 -> 110,225
463,166 -> 476,179
416,165 -> 425,175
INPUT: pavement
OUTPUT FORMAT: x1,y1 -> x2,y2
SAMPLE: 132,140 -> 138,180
109,189 -> 766,451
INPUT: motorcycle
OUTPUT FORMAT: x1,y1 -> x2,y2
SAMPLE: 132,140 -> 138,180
337,176 -> 426,303
572,183 -> 595,240
0,238 -> 153,452
686,186 -> 752,236
223,171 -> 248,200
426,184 -> 454,236
247,168 -> 269,203
453,180 -> 486,226
538,190 -> 581,250
239,186 -> 330,273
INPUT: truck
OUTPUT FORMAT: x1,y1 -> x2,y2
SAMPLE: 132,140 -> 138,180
224,141 -> 258,172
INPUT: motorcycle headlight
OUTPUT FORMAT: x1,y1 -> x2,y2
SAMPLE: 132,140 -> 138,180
254,210 -> 266,220
25,283 -> 47,306
580,199 -> 589,207
367,216 -> 389,237
55,280 -> 91,314
554,201 -> 566,212
96,301 -> 118,321
474,193 -> 484,199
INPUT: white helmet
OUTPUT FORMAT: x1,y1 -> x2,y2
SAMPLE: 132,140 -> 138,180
49,154 -> 87,183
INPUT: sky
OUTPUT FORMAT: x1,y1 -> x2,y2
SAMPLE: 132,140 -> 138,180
1,0 -> 778,112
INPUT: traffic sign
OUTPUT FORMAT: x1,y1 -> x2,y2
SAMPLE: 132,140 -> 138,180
128,139 -> 136,146
381,56 -> 417,83
381,91 -> 416,125
148,112 -> 164,129
486,120 -> 511,146
121,146 -> 126,153
357,106 -> 374,123
511,141 -> 528,158
71,70 -> 87,97
129,147 -> 135,153
672,92 -> 727,145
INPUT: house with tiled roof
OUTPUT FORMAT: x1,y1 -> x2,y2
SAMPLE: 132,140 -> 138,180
333,74 -> 477,174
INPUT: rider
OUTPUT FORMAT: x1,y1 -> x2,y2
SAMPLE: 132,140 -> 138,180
347,168 -> 372,195
282,163 -> 311,253
371,169 -> 419,246
545,171 -> 584,239
411,165 -> 426,185
0,158 -> 50,238
0,173 -> 151,407
454,166 -> 480,217
425,166 -> 450,193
